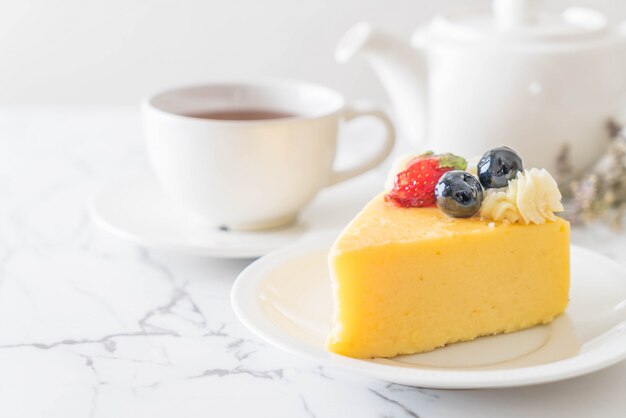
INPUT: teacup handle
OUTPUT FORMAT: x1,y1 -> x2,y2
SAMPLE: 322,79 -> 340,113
327,105 -> 396,186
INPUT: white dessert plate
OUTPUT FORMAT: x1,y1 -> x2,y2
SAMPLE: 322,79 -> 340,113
231,237 -> 626,389
89,175 -> 379,258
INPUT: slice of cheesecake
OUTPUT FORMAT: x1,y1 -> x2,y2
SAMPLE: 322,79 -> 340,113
327,194 -> 570,359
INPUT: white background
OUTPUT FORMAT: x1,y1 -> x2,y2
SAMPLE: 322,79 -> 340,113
1,0 -> 625,105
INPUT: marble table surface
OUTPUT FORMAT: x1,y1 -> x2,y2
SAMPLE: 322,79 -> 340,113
1,106 -> 625,418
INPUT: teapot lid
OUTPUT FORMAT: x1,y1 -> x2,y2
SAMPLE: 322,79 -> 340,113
422,0 -> 610,44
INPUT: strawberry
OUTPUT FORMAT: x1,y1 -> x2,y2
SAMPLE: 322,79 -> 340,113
385,152 -> 467,208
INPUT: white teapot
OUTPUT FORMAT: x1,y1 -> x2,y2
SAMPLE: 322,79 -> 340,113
336,0 -> 626,175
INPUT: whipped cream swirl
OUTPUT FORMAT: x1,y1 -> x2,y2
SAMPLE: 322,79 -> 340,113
480,168 -> 564,224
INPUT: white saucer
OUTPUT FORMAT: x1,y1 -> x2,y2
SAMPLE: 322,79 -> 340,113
89,174 -> 379,258
231,237 -> 626,389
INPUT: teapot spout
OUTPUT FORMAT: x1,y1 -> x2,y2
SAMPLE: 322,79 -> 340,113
336,22 -> 428,146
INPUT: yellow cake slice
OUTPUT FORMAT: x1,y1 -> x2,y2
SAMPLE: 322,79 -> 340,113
327,194 -> 570,359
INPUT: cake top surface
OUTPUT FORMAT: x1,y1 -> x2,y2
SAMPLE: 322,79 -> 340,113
334,193 -> 568,252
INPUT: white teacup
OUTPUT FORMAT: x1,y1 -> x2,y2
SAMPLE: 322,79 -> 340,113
142,79 -> 395,231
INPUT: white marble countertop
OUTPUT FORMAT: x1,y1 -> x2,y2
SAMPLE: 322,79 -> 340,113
1,106 -> 625,418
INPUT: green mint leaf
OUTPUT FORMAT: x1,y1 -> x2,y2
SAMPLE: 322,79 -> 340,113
437,153 -> 467,170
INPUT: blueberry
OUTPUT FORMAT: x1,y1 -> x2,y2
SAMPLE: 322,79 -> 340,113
477,146 -> 523,189
435,171 -> 483,218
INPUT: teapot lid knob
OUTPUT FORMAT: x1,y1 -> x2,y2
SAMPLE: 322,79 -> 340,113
493,0 -> 540,28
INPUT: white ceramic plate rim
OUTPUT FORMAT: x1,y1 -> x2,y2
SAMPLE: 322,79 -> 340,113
89,197 -> 271,259
231,238 -> 626,389
88,174 -> 380,259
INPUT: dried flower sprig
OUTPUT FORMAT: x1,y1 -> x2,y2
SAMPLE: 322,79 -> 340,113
567,121 -> 626,229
